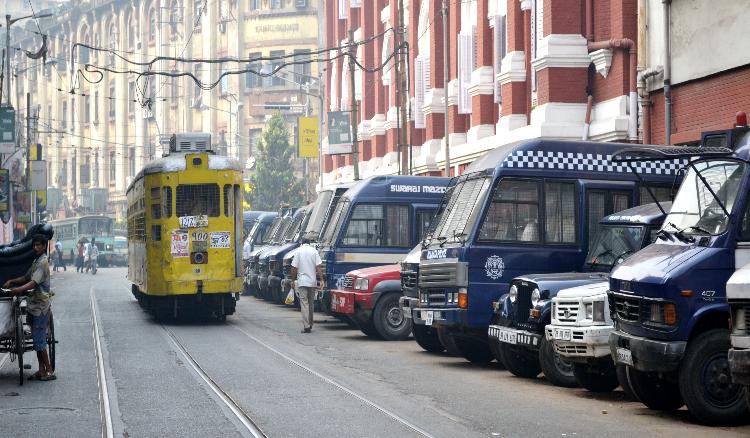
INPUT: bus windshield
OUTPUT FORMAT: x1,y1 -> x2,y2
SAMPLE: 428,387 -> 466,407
79,217 -> 114,237
304,190 -> 333,235
320,199 -> 350,247
665,160 -> 745,235
428,175 -> 492,245
586,226 -> 645,270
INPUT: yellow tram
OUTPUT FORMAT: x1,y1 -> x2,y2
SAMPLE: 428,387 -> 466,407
127,133 -> 244,318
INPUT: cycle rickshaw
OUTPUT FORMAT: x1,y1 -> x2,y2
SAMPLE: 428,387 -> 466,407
0,291 -> 56,385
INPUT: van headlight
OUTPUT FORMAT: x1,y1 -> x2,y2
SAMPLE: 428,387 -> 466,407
530,288 -> 541,307
354,278 -> 369,290
509,285 -> 518,303
593,301 -> 606,322
585,303 -> 593,320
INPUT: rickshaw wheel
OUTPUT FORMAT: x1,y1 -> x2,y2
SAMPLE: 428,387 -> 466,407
16,315 -> 24,386
48,313 -> 56,371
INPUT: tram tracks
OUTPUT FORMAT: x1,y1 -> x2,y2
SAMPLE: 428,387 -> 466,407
90,289 -> 115,438
162,326 -> 267,438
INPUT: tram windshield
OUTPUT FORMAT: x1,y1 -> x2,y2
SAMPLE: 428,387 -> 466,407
176,184 -> 220,217
664,160 -> 745,235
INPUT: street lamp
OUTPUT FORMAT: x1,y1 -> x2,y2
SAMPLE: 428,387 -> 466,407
3,12 -> 53,106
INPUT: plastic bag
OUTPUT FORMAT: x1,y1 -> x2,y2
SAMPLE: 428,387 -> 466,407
284,289 -> 295,305
0,300 -> 13,338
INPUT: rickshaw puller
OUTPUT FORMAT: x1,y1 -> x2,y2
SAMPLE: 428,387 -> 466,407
2,234 -> 55,381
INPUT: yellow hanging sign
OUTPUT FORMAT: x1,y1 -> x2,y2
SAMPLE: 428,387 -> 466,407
298,117 -> 319,158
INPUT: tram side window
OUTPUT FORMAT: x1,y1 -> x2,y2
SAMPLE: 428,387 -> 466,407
151,203 -> 161,219
176,184 -> 220,217
545,182 -> 577,244
478,179 -> 540,242
163,187 -> 172,217
342,204 -> 410,247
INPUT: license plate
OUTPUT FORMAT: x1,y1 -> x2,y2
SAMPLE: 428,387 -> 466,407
421,310 -> 434,326
553,328 -> 572,341
616,348 -> 633,366
491,327 -> 518,345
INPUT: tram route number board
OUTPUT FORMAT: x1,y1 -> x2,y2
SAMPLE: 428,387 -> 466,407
179,215 -> 209,228
210,232 -> 231,248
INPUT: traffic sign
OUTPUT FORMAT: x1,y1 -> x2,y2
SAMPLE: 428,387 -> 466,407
0,106 -> 16,154
298,117 -> 319,158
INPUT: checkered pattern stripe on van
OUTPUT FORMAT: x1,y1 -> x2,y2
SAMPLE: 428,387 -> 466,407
501,151 -> 686,175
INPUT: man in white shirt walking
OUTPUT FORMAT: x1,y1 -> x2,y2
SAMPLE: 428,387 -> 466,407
291,236 -> 325,333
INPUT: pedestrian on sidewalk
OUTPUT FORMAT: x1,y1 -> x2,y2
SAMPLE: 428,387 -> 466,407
53,240 -> 65,272
291,236 -> 325,333
76,243 -> 85,273
3,234 -> 55,381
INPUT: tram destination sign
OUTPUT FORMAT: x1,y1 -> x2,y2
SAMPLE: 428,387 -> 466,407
179,215 -> 209,228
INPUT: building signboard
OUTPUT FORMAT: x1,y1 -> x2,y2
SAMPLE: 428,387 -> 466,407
327,111 -> 353,155
0,107 -> 16,154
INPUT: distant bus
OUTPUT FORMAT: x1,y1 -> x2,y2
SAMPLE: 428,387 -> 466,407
48,215 -> 116,266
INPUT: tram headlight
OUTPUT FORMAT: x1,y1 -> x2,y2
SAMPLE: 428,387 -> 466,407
531,288 -> 541,307
509,285 -> 518,303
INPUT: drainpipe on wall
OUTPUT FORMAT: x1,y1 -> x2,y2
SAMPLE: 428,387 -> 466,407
663,0 -> 672,144
637,66 -> 663,144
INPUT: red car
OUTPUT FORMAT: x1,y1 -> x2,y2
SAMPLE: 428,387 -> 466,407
330,264 -> 411,340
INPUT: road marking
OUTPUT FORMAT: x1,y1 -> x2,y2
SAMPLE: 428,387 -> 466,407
90,289 -> 114,438
232,325 -> 436,438
163,326 -> 267,438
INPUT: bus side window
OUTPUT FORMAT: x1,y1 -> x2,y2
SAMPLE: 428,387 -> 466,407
544,182 -> 577,244
639,185 -> 673,204
478,179 -> 540,242
587,190 -> 632,249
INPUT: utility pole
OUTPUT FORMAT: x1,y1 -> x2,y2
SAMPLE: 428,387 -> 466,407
442,0 -> 451,177
397,0 -> 410,175
348,29 -> 360,181
5,15 -> 11,106
26,92 -> 36,224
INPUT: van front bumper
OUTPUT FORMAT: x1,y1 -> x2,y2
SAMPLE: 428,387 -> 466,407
412,307 -> 465,327
545,324 -> 612,359
609,330 -> 686,373
400,296 -> 417,319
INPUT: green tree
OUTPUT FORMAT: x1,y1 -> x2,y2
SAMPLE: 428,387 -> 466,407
247,114 -> 304,210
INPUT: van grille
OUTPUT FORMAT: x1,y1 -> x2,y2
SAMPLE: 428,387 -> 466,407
610,294 -> 642,323
401,264 -> 419,298
419,260 -> 467,288
555,300 -> 580,324
343,275 -> 354,289
511,282 -> 534,325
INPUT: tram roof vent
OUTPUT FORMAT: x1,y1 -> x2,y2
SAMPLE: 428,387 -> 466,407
168,132 -> 213,154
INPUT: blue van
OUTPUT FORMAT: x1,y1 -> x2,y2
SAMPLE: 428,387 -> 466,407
258,206 -> 311,302
608,126 -> 750,424
409,139 -> 681,364
243,211 -> 274,239
274,183 -> 355,305
246,211 -> 294,296
316,175 -> 450,313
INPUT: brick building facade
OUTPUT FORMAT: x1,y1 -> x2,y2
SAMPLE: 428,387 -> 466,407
322,0 -> 750,184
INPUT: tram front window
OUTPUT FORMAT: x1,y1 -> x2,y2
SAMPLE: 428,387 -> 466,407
176,184 -> 220,217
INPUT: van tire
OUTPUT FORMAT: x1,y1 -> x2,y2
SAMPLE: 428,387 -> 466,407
678,329 -> 749,425
358,320 -> 381,338
616,365 -> 636,399
488,340 -> 507,369
573,362 -> 619,392
628,368 -> 684,411
500,343 -> 541,379
454,336 -> 494,364
539,337 -> 578,388
437,327 -> 461,356
373,293 -> 412,341
413,325 -> 444,353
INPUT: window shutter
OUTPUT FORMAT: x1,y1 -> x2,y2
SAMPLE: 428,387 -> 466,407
338,0 -> 348,19
424,55 -> 431,91
458,33 -> 473,114
493,15 -> 507,104
414,56 -> 425,129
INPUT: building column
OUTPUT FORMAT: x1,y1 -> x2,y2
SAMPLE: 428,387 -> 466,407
446,0 -> 467,173
468,0 -> 495,143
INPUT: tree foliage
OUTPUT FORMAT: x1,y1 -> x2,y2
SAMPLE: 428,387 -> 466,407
247,114 -> 304,210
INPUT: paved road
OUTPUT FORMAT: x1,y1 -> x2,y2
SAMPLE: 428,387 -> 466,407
1,267 -> 748,437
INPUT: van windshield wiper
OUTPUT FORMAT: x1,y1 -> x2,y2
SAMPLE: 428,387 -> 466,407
683,225 -> 712,235
666,222 -> 694,243
655,229 -> 672,241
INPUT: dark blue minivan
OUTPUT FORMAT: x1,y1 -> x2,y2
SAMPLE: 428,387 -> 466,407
409,139 -> 681,364
608,125 -> 750,424
316,175 -> 449,313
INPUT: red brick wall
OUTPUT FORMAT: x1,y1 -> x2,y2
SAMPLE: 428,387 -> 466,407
591,0 -> 636,102
649,66 -> 750,145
